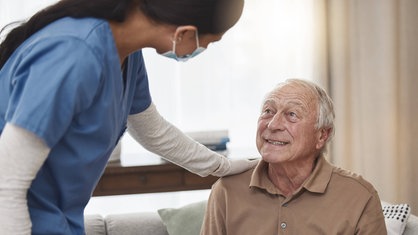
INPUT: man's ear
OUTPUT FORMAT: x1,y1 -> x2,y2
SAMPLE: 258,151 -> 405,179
173,25 -> 197,42
316,128 -> 331,149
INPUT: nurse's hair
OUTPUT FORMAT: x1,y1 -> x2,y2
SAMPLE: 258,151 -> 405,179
0,0 -> 244,68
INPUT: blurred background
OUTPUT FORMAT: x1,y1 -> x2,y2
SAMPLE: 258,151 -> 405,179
1,0 -> 417,215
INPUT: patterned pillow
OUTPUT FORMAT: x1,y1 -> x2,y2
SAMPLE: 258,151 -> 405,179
382,202 -> 411,235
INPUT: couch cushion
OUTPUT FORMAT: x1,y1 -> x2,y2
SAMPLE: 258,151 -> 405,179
84,214 -> 106,235
105,212 -> 169,235
158,200 -> 206,235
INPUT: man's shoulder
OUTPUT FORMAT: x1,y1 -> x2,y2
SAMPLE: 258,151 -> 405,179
331,166 -> 378,194
214,160 -> 257,189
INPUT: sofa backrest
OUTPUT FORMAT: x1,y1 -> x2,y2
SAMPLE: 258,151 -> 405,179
85,212 -> 169,235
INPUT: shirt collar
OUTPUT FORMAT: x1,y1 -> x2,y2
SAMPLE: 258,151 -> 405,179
249,156 -> 333,195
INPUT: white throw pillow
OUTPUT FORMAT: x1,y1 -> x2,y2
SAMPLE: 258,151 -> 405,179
382,201 -> 411,235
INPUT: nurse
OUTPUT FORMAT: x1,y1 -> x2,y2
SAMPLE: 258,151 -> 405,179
0,0 -> 255,234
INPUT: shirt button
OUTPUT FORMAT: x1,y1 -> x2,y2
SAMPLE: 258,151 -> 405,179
280,222 -> 287,229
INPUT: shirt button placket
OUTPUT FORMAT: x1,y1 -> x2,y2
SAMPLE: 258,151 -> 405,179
279,200 -> 289,234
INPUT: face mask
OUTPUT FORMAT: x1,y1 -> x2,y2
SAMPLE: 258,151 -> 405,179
162,31 -> 206,62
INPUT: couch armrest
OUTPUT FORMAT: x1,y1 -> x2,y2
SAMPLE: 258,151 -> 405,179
85,214 -> 106,235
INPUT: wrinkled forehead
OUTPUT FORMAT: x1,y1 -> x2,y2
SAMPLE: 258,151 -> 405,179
260,83 -> 319,118
267,82 -> 318,104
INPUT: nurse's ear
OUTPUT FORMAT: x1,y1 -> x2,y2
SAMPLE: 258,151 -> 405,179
172,25 -> 198,43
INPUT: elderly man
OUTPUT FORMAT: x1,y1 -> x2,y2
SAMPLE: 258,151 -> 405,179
201,79 -> 387,234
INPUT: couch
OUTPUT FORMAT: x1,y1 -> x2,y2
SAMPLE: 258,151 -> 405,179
85,201 -> 418,235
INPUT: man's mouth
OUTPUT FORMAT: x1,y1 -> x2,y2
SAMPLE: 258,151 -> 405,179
267,139 -> 289,145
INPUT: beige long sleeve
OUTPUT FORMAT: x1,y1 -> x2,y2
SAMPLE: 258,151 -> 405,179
0,123 -> 50,234
127,103 -> 256,177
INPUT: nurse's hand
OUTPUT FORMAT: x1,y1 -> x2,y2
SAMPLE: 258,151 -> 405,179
211,158 -> 259,177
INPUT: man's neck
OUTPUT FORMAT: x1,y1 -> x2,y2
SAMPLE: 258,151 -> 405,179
267,158 -> 317,197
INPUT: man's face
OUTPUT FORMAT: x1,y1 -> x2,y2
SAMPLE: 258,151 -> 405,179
256,83 -> 324,165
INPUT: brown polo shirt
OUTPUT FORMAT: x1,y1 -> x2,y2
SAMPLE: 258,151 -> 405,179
201,156 -> 387,235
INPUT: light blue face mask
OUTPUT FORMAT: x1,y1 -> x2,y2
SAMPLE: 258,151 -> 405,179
162,31 -> 206,62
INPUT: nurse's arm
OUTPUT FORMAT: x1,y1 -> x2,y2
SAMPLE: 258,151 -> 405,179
0,123 -> 50,234
127,103 -> 256,177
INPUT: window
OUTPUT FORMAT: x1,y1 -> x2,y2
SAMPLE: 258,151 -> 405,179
0,0 -> 318,154
124,0 -> 318,154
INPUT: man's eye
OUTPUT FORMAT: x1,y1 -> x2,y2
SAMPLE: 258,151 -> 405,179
263,109 -> 273,114
287,112 -> 298,122
261,108 -> 274,117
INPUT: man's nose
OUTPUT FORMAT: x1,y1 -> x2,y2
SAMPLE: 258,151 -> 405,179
267,113 -> 285,130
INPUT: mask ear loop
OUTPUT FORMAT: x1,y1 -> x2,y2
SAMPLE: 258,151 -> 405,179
195,30 -> 200,49
171,38 -> 177,56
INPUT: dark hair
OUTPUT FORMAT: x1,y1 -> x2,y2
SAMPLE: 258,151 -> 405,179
139,0 -> 244,34
0,0 -> 244,69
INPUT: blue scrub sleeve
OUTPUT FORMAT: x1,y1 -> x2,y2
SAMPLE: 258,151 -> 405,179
128,51 -> 152,115
5,37 -> 103,148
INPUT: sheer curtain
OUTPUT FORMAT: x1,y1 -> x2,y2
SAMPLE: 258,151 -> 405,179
327,0 -> 418,212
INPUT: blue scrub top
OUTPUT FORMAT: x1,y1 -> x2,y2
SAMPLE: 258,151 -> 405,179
0,17 -> 151,234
